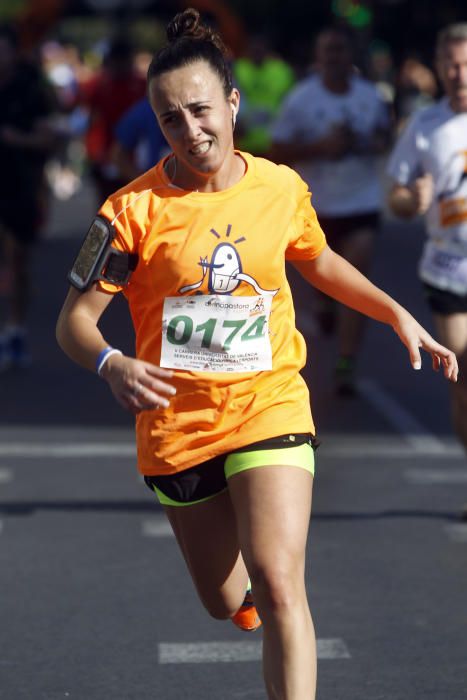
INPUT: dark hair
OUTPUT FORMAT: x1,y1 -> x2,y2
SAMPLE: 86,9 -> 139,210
147,8 -> 233,97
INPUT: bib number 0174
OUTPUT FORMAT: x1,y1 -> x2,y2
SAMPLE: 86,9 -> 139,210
166,314 -> 267,351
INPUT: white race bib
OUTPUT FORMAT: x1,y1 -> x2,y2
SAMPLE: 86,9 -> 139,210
419,241 -> 467,295
161,295 -> 273,372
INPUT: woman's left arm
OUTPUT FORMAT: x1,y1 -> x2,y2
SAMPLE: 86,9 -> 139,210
293,245 -> 458,382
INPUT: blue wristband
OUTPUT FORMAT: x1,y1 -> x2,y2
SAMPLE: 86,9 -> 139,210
96,346 -> 122,376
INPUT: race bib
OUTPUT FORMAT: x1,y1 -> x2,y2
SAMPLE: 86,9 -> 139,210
419,242 -> 467,295
161,295 -> 273,372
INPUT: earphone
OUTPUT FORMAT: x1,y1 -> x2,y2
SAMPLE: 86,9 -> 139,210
231,104 -> 237,129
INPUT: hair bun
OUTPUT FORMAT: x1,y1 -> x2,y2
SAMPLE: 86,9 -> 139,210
167,8 -> 204,43
147,7 -> 232,96
166,7 -> 225,52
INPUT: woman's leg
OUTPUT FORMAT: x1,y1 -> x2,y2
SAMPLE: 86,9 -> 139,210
227,465 -> 316,700
163,490 -> 249,619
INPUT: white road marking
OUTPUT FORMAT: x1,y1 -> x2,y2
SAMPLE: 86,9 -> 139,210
0,443 -> 136,458
159,641 -> 260,664
444,524 -> 467,542
404,468 -> 467,484
322,443 -> 463,459
0,468 -> 13,483
0,439 -> 462,460
357,379 -> 446,454
231,689 -> 264,699
142,517 -> 174,538
158,638 -> 350,664
316,638 -> 351,659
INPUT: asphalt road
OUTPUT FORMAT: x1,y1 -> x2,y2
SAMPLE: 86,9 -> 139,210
0,182 -> 466,700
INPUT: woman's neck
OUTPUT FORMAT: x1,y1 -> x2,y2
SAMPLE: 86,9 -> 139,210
165,152 -> 245,193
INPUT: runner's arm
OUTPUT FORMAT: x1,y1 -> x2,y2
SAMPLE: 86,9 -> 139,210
56,286 -> 176,413
271,124 -> 355,163
56,285 -> 116,371
0,115 -> 60,152
388,174 -> 434,218
293,245 -> 458,382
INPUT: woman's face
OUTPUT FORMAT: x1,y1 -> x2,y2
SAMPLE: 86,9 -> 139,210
149,60 -> 239,186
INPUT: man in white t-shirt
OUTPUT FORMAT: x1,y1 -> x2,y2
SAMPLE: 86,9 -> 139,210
271,26 -> 391,396
387,23 -> 467,516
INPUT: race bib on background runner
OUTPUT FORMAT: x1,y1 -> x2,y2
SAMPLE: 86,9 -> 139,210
419,241 -> 467,295
161,295 -> 273,372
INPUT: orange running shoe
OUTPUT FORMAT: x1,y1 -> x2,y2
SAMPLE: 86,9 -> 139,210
231,591 -> 262,632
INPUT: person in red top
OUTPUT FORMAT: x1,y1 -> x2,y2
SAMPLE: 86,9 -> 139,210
57,9 -> 458,700
81,37 -> 146,202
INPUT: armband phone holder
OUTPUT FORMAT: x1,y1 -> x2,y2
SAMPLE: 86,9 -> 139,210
68,216 -> 138,291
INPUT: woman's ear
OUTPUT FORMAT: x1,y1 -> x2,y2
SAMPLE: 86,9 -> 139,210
229,89 -> 240,130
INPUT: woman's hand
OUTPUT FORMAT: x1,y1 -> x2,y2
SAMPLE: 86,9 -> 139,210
295,248 -> 458,384
100,353 -> 177,414
392,310 -> 458,382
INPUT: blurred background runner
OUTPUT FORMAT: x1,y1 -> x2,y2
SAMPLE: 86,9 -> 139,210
111,96 -> 169,182
233,33 -> 295,157
387,23 -> 467,518
79,36 -> 146,203
0,23 -> 59,370
271,25 -> 392,396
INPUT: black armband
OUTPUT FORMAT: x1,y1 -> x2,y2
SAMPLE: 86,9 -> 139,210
68,216 -> 138,291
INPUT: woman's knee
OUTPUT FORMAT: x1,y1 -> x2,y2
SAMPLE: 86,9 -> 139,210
197,587 -> 245,620
249,562 -> 305,613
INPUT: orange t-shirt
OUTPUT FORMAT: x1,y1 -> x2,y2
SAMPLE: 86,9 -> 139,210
98,152 -> 326,475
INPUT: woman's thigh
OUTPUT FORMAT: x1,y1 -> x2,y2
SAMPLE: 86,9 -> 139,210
227,465 -> 313,590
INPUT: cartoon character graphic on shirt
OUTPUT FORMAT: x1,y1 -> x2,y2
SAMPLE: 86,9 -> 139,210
438,149 -> 467,229
178,224 -> 279,296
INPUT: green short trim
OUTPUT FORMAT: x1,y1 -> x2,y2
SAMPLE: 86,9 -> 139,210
152,484 -> 228,508
149,442 -> 315,508
224,442 -> 315,480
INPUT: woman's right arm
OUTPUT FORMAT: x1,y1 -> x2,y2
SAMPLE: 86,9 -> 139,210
56,286 -> 176,414
56,286 -> 115,371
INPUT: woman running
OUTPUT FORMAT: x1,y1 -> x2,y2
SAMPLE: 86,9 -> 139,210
56,9 -> 458,700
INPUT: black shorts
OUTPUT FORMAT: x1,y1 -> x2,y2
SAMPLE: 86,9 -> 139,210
318,211 -> 381,240
144,433 -> 319,505
423,283 -> 467,315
